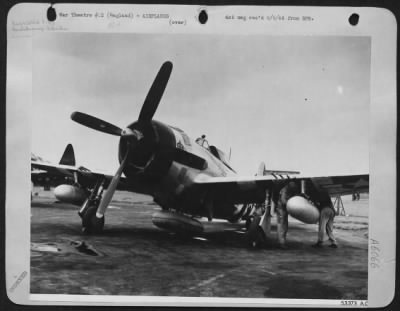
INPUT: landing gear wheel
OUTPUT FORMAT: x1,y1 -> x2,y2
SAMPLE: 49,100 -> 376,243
245,217 -> 252,231
82,205 -> 105,234
247,216 -> 266,248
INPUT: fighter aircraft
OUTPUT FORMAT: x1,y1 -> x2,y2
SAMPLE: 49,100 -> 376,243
31,144 -> 77,193
32,61 -> 369,247
31,144 -> 101,205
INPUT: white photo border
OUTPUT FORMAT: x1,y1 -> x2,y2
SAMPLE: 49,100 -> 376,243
6,3 -> 397,307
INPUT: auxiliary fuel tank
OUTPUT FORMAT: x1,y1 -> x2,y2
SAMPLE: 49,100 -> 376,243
286,195 -> 320,224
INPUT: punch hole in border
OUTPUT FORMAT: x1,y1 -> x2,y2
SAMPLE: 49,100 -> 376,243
47,4 -> 57,22
348,13 -> 359,26
198,9 -> 208,25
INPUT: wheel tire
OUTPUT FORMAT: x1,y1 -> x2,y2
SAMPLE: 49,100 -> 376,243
247,216 -> 266,248
82,205 -> 105,234
245,217 -> 253,231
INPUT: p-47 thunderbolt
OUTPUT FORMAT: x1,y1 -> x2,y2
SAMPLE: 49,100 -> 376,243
32,61 -> 369,247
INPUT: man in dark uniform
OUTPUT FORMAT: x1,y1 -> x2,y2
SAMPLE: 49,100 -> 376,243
272,180 -> 301,249
313,187 -> 338,248
195,134 -> 207,146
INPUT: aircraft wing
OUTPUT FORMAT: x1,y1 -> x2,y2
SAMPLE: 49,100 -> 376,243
31,160 -> 130,190
307,175 -> 369,196
193,173 -> 369,204
31,162 -> 75,187
193,174 -> 278,204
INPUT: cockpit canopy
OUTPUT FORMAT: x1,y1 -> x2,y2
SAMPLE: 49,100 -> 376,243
194,135 -> 235,172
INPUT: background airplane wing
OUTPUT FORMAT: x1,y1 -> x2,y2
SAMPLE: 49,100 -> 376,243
193,173 -> 369,204
31,160 -> 130,191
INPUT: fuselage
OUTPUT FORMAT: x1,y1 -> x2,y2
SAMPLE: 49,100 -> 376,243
119,119 -> 240,219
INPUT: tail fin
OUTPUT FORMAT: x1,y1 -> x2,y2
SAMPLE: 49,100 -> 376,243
257,162 -> 266,176
59,144 -> 76,166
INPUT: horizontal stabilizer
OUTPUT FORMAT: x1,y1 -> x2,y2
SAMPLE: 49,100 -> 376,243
263,169 -> 300,176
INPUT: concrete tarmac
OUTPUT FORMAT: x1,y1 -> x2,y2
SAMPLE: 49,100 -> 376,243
31,190 -> 368,299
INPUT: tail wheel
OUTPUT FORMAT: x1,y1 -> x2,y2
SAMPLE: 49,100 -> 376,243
82,204 -> 105,234
247,216 -> 266,248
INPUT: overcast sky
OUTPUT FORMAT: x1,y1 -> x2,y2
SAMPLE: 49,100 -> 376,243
32,33 -> 370,176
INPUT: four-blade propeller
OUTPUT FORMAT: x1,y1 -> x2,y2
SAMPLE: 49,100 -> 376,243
71,61 -> 173,220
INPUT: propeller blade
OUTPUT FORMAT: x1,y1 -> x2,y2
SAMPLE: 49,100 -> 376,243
96,151 -> 129,217
71,112 -> 122,136
138,61 -> 173,122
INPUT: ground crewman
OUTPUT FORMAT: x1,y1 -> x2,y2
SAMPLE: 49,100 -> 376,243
273,180 -> 300,249
313,188 -> 338,248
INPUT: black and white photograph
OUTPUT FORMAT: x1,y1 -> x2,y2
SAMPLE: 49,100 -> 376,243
29,32 -> 370,299
6,3 -> 397,308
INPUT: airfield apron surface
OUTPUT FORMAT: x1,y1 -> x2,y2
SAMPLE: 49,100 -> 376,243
30,190 -> 368,299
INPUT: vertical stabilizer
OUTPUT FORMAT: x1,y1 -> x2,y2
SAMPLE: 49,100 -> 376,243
59,144 -> 76,166
257,162 -> 266,176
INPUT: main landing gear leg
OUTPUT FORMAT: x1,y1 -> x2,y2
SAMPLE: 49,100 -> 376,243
247,202 -> 272,248
78,178 -> 106,234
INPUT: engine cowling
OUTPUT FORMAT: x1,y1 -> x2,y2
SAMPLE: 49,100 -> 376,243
119,120 -> 176,181
286,195 -> 320,224
152,210 -> 203,235
54,184 -> 87,205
